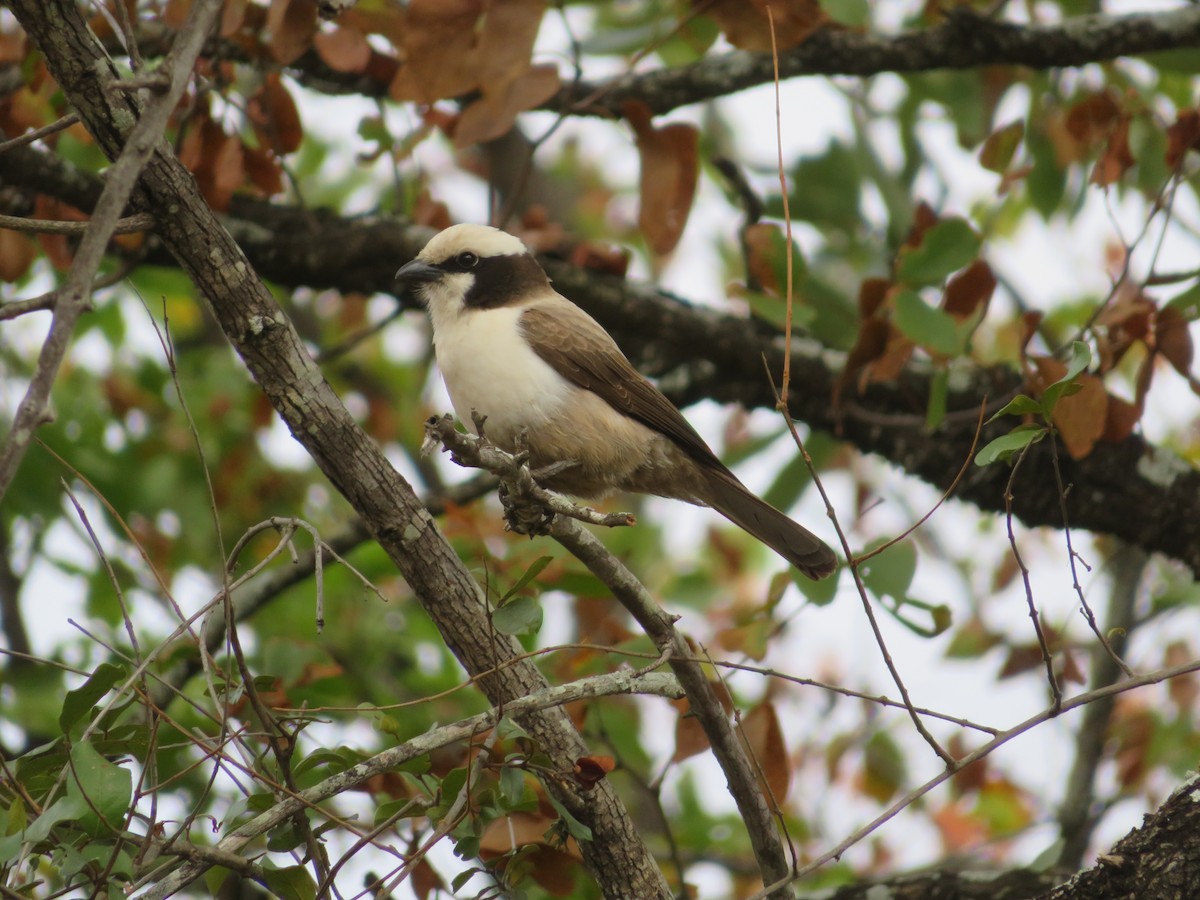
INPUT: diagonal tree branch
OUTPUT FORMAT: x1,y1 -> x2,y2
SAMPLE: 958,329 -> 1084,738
5,3 -> 673,897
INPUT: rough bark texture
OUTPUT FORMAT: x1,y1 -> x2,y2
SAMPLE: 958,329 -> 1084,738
5,2 -> 670,897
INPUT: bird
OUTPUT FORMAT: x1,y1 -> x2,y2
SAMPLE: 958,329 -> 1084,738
395,224 -> 837,580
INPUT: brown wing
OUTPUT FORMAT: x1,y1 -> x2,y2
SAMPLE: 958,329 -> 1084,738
520,298 -> 723,469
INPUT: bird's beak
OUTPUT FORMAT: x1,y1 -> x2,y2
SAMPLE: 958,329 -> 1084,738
394,258 -> 441,288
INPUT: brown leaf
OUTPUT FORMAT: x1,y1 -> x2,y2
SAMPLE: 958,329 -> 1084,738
206,132 -> 245,211
1165,107 -> 1200,168
740,702 -> 790,804
1090,115 -> 1134,186
701,0 -> 827,52
1052,372 -> 1108,460
475,0 -> 547,85
834,315 -> 889,409
454,64 -> 560,147
411,857 -> 445,900
942,259 -> 995,320
672,680 -> 734,762
267,0 -> 317,64
0,229 -> 37,282
572,755 -> 615,790
900,201 -> 939,253
220,0 -> 247,36
744,222 -> 783,294
33,195 -> 86,270
625,100 -> 699,256
1155,303 -> 1194,377
313,25 -> 371,73
249,73 -> 303,155
858,277 -> 891,318
242,145 -> 285,196
1065,92 -> 1120,144
1101,392 -> 1141,443
389,0 -> 486,104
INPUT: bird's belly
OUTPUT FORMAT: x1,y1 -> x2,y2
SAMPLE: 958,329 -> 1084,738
432,306 -> 684,499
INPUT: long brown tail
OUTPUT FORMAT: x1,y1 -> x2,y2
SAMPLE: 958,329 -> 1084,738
700,467 -> 837,580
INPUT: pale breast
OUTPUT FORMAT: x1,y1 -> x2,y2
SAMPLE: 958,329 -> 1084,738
433,305 -> 572,442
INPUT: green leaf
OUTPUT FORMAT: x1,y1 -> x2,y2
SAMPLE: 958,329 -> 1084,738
896,219 -> 981,287
893,290 -> 960,356
498,765 -> 527,809
860,539 -> 916,601
774,142 -> 863,233
987,394 -> 1042,423
67,740 -> 132,835
0,796 -> 85,859
1041,341 -> 1092,412
500,556 -> 553,603
60,662 -> 127,735
974,423 -> 1048,467
1167,282 -> 1200,322
820,0 -> 869,26
545,793 -> 593,843
262,864 -> 317,900
793,565 -> 839,606
979,120 -> 1025,173
491,596 -> 543,637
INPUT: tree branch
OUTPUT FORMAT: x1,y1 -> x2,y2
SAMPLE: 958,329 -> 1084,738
4,143 -> 1197,576
549,8 -> 1200,117
6,2 -> 674,896
139,670 -> 684,900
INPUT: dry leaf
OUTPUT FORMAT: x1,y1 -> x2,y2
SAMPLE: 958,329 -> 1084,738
454,64 -> 560,147
740,702 -> 790,804
0,229 -> 37,282
389,0 -> 487,103
702,0 -> 827,52
625,100 -> 699,256
572,755 -> 615,789
313,26 -> 371,73
1091,115 -> 1134,186
1165,107 -> 1200,168
250,73 -> 303,155
942,258 -> 996,320
1051,371 -> 1108,459
267,0 -> 318,64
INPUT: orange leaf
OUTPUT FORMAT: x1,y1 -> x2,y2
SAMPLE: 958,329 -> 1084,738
389,0 -> 487,104
267,0 -> 318,64
740,702 -> 790,804
206,133 -> 245,211
454,64 -> 560,147
942,258 -> 996,320
220,0 -> 247,36
1051,373 -> 1108,460
572,755 -> 615,789
1090,115 -> 1134,186
313,26 -> 371,73
0,229 -> 37,282
1065,92 -> 1120,144
672,681 -> 734,762
250,73 -> 304,155
701,0 -> 827,52
1101,392 -> 1141,443
1165,107 -> 1200,168
1155,303 -> 1194,377
411,857 -> 445,900
625,100 -> 699,256
243,145 -> 285,196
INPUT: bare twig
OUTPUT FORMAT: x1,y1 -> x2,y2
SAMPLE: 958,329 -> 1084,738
0,211 -> 154,235
0,113 -> 80,153
1005,444 -> 1062,710
136,670 -> 683,899
0,0 -> 222,503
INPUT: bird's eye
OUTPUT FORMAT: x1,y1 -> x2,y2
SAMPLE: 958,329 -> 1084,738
455,251 -> 479,270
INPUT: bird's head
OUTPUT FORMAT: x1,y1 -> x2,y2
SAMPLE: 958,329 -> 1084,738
394,224 -> 551,321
